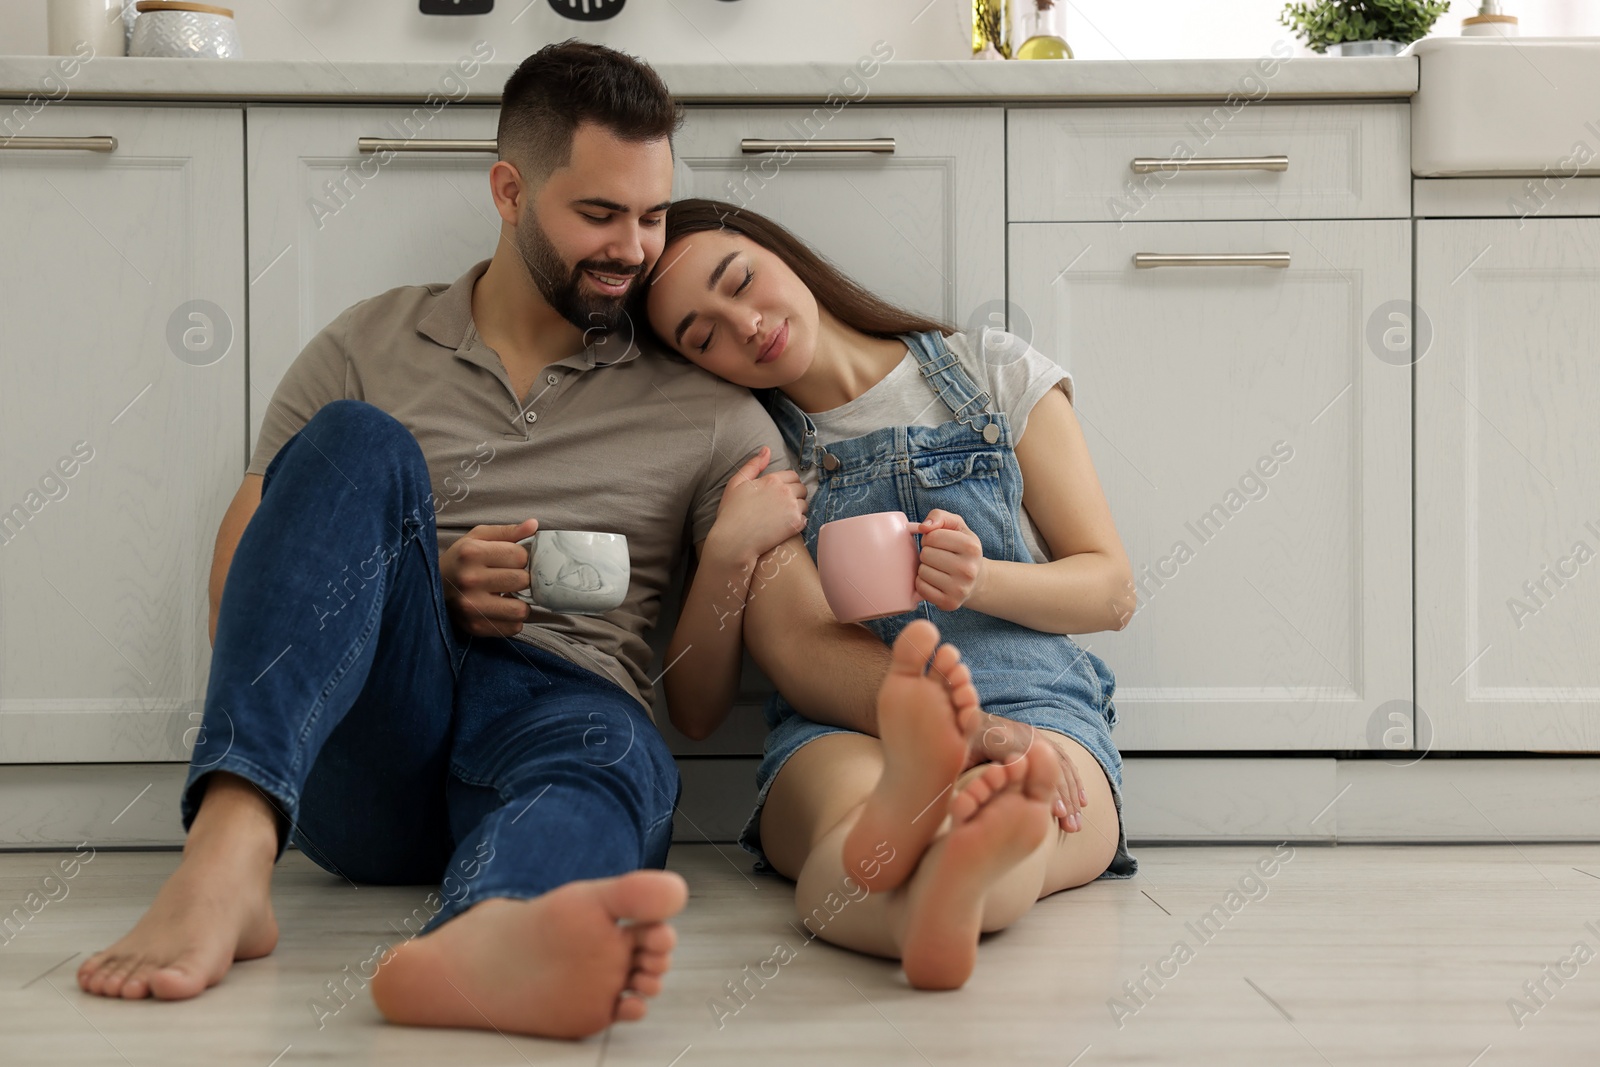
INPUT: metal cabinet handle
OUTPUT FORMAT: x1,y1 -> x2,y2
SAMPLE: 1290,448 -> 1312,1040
357,137 -> 497,153
1133,252 -> 1292,268
1131,155 -> 1288,173
740,138 -> 895,154
0,136 -> 117,152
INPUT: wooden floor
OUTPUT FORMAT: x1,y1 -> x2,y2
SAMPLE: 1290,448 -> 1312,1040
2,842 -> 1598,1065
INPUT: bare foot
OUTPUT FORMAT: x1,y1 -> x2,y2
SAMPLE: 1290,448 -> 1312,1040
842,619 -> 982,894
77,775 -> 280,1000
369,870 -> 688,1040
898,742 -> 1056,991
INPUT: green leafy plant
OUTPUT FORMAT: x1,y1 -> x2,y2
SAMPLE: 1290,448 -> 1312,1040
1280,0 -> 1451,52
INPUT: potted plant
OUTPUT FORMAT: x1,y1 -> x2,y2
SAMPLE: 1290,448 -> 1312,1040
1280,0 -> 1452,55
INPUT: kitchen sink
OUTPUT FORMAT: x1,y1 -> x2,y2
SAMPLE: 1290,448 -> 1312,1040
1410,36 -> 1600,176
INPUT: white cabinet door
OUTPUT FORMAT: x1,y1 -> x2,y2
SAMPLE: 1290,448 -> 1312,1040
671,107 -> 1005,330
1417,218 -> 1600,751
0,107 -> 245,762
246,106 -> 502,450
1009,220 -> 1412,751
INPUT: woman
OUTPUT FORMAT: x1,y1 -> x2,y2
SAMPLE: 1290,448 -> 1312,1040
646,199 -> 1138,990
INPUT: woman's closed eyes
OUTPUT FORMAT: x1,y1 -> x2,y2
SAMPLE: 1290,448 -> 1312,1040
694,265 -> 755,353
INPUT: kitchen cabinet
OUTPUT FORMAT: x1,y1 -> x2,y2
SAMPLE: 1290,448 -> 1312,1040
1416,217 -> 1600,751
246,105 -> 503,450
0,106 -> 245,762
671,107 -> 1005,329
1009,219 -> 1413,751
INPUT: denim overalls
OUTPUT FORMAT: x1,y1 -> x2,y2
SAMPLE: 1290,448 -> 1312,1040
737,329 -> 1137,880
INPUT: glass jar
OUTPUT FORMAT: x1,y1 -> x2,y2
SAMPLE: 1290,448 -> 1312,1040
972,0 -> 1011,59
1015,0 -> 1073,60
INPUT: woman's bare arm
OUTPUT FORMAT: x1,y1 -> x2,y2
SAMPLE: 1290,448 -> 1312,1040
662,536 -> 760,740
962,386 -> 1136,634
662,447 -> 807,740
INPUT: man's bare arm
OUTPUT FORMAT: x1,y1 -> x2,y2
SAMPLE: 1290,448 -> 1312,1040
741,535 -> 892,736
208,474 -> 263,646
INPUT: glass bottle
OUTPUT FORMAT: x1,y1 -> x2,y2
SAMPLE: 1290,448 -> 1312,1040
972,0 -> 1011,60
1016,0 -> 1073,60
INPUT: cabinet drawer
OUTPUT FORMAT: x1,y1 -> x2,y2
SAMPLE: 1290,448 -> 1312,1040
1008,103 -> 1409,223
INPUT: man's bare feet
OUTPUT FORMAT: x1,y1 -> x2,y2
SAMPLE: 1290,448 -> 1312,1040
898,742 -> 1056,991
842,619 -> 982,894
77,774 -> 280,1000
369,870 -> 688,1040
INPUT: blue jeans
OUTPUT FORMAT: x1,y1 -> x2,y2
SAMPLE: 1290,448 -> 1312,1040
183,400 -> 680,932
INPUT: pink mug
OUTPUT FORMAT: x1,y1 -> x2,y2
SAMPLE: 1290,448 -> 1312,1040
816,511 -> 922,624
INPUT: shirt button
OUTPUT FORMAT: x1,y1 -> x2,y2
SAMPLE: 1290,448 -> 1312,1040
524,411 -> 537,423
546,374 -> 559,385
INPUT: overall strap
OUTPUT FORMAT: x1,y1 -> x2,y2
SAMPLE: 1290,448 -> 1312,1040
758,387 -> 826,472
904,331 -> 1002,444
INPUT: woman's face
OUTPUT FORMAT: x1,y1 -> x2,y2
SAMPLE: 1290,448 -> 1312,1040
645,229 -> 818,388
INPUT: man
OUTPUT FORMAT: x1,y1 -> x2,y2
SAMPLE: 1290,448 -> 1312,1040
74,41 -> 891,1040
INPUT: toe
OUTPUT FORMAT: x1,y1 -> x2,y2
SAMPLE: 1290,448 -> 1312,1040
626,971 -> 664,997
99,956 -> 140,997
88,963 -> 121,997
949,789 -> 976,823
948,664 -> 979,709
632,948 -> 673,975
597,871 -> 688,925
147,960 -> 209,1001
940,659 -> 974,702
951,767 -> 1002,822
890,619 -> 940,675
929,643 -> 962,684
970,764 -> 1009,803
119,971 -> 151,1000
633,921 -> 678,955
614,992 -> 649,1023
77,954 -> 106,991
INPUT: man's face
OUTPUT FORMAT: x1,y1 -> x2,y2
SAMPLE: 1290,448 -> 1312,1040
515,123 -> 674,335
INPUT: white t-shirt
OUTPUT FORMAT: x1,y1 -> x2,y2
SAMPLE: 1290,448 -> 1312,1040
787,329 -> 1073,564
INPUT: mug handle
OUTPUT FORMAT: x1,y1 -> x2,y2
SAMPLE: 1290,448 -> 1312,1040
513,533 -> 539,605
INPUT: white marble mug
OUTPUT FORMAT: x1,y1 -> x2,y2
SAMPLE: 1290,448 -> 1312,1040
514,530 -> 629,615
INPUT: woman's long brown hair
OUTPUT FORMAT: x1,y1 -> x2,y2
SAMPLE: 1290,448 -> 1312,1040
646,198 -> 955,357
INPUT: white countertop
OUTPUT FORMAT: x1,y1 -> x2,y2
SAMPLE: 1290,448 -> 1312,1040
0,54 -> 1417,104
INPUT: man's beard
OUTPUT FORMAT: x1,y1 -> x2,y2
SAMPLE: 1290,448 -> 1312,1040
513,213 -> 640,336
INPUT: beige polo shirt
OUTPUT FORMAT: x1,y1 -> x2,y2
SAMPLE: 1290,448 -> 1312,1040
247,258 -> 791,711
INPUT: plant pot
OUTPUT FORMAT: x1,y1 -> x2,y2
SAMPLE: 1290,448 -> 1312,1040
1327,39 -> 1404,56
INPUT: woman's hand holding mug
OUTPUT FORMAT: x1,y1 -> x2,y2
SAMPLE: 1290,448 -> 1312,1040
706,446 -> 807,564
816,507 -> 985,624
912,508 -> 986,612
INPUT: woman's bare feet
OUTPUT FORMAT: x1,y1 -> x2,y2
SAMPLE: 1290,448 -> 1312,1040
842,619 -> 982,894
77,774 -> 280,1000
898,742 -> 1056,991
369,870 -> 688,1040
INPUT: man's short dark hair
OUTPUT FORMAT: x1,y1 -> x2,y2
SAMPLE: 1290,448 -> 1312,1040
497,40 -> 681,186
